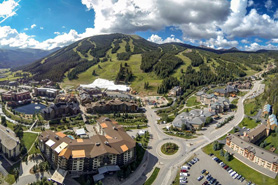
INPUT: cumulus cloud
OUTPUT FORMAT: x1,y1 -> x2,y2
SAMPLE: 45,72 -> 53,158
244,42 -> 278,51
241,39 -> 249,44
2,0 -> 278,51
54,32 -> 60,35
147,34 -> 182,44
200,36 -> 238,49
0,0 -> 20,23
248,0 -> 254,7
30,24 -> 36,29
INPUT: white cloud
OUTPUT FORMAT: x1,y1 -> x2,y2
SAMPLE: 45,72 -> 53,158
30,24 -> 36,29
0,0 -> 20,23
147,34 -> 183,44
255,38 -> 262,42
200,36 -> 238,49
241,39 -> 249,44
265,0 -> 273,11
40,27 -> 44,30
270,38 -> 278,43
248,0 -> 254,7
23,28 -> 28,31
274,9 -> 278,19
244,42 -> 278,51
54,32 -> 60,35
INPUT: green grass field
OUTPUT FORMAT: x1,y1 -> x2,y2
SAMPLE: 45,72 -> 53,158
186,96 -> 200,107
22,132 -> 38,151
238,117 -> 259,129
203,143 -> 278,185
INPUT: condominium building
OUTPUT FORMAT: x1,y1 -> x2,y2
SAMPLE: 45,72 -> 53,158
0,124 -> 20,159
2,90 -> 31,102
226,133 -> 278,175
33,88 -> 59,98
38,117 -> 136,176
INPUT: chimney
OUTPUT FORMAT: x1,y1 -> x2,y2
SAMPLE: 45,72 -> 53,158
55,135 -> 59,140
96,142 -> 100,146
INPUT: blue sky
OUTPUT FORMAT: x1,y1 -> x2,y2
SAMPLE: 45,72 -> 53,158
1,0 -> 278,51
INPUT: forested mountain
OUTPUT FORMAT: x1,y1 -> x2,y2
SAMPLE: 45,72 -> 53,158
0,48 -> 59,68
19,33 -> 278,94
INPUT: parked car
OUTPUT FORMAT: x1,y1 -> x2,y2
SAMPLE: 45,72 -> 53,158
237,175 -> 242,180
186,162 -> 192,167
241,177 -> 245,182
233,173 -> 238,179
201,169 -> 206,174
202,181 -> 208,185
179,177 -> 187,180
182,165 -> 190,170
197,175 -> 204,181
180,179 -> 187,184
226,167 -> 231,171
181,169 -> 187,173
209,153 -> 214,156
204,170 -> 209,175
180,173 -> 189,177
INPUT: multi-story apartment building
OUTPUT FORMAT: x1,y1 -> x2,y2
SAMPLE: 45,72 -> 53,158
33,88 -> 59,98
2,90 -> 31,102
85,99 -> 138,114
226,133 -> 278,175
0,124 -> 20,159
38,117 -> 136,176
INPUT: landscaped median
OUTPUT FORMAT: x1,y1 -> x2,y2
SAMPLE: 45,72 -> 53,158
202,142 -> 278,185
143,167 -> 160,185
161,142 -> 179,155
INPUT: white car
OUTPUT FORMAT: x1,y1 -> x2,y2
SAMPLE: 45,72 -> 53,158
180,173 -> 189,177
179,177 -> 187,180
230,171 -> 236,176
181,166 -> 190,170
180,179 -> 187,184
233,173 -> 238,179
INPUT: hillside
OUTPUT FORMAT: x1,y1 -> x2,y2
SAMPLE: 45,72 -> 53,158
20,33 -> 278,94
0,48 -> 59,68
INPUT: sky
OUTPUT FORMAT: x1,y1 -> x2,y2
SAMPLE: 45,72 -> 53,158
1,0 -> 278,51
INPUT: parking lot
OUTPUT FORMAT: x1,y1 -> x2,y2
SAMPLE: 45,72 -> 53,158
182,150 -> 243,185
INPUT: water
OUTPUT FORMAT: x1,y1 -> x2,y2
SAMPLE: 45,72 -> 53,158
14,103 -> 47,114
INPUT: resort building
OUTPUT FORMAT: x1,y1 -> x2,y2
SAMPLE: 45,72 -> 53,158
85,99 -> 138,114
267,114 -> 278,130
172,109 -> 215,131
33,88 -> 59,98
225,133 -> 278,177
2,90 -> 31,102
168,86 -> 182,97
41,102 -> 80,120
0,124 -> 20,159
214,85 -> 238,97
263,104 -> 272,117
38,117 -> 136,177
196,91 -> 230,114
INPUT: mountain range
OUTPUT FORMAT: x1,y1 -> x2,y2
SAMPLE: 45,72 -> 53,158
0,47 -> 60,68
15,33 -> 278,93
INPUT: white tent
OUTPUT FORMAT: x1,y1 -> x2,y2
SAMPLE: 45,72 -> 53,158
80,78 -> 130,92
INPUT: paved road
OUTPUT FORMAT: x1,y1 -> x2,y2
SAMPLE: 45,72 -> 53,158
126,78 -> 264,185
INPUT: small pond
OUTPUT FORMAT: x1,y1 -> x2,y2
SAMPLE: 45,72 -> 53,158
14,103 -> 46,114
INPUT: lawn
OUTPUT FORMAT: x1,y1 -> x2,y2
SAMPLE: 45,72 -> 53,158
261,132 -> 278,154
230,98 -> 238,110
202,143 -> 278,185
161,143 -> 179,155
22,132 -> 38,151
244,94 -> 264,117
238,117 -> 259,129
186,96 -> 200,107
143,167 -> 160,185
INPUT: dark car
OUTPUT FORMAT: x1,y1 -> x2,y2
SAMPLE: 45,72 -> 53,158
209,153 -> 214,156
241,177 -> 245,182
201,169 -> 206,174
186,162 -> 192,167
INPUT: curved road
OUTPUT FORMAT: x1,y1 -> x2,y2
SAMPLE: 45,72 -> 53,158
129,77 -> 265,185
